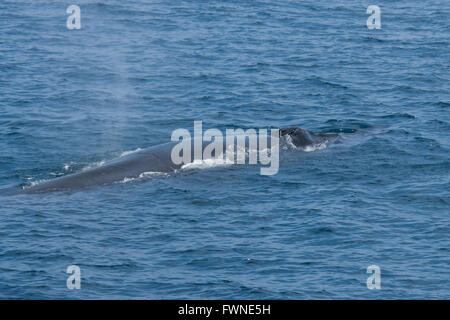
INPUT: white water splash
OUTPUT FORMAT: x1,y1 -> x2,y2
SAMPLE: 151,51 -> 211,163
81,161 -> 106,171
181,158 -> 233,170
120,148 -> 143,157
119,171 -> 167,184
302,142 -> 328,152
282,135 -> 329,152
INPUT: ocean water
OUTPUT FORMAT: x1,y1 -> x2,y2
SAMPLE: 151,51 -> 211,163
0,0 -> 449,299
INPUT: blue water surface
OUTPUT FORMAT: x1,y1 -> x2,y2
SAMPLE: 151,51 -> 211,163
0,0 -> 449,299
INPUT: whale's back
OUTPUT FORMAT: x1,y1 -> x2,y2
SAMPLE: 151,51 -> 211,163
17,142 -> 179,194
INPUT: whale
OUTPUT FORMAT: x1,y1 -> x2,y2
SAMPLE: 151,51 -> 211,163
1,127 -> 338,195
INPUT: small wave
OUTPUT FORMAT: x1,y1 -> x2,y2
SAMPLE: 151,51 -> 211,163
436,101 -> 449,108
49,172 -> 65,176
380,113 -> 417,120
323,119 -> 373,132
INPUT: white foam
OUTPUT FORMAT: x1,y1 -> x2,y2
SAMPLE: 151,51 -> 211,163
81,161 -> 106,171
22,179 -> 49,189
181,158 -> 233,170
282,135 -> 297,150
302,142 -> 328,152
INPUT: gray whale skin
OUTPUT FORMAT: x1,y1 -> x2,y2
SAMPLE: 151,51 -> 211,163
4,127 -> 337,194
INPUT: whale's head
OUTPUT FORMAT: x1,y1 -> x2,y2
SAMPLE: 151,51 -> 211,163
280,127 -> 338,149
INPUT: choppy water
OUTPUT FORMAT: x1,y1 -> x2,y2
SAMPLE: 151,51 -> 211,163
0,0 -> 449,299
